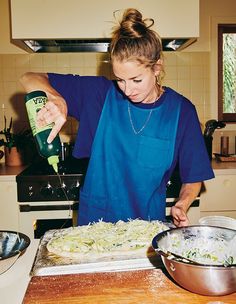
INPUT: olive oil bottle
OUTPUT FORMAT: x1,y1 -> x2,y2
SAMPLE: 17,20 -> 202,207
25,90 -> 61,173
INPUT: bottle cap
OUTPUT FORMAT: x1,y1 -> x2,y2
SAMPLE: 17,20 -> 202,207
25,90 -> 47,102
48,155 -> 59,173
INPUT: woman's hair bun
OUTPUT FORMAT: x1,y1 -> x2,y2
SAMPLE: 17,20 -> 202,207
119,8 -> 153,38
110,8 -> 162,68
122,8 -> 143,23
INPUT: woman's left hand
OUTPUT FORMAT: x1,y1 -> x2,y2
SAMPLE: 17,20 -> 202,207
171,182 -> 202,227
171,204 -> 189,227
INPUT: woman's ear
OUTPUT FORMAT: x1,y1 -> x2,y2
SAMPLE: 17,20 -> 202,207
153,59 -> 163,76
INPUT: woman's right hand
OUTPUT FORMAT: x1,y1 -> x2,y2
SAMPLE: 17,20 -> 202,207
20,72 -> 68,143
36,92 -> 67,143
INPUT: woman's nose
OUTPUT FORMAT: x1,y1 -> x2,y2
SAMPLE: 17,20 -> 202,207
124,82 -> 133,95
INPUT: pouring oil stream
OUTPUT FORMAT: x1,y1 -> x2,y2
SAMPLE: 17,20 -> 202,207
56,171 -> 73,229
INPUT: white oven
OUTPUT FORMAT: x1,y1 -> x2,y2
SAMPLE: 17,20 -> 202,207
16,157 -> 88,238
16,158 -> 200,239
18,198 -> 200,239
18,201 -> 78,239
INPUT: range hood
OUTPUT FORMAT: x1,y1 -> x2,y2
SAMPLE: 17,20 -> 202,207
10,0 -> 199,53
22,38 -> 196,53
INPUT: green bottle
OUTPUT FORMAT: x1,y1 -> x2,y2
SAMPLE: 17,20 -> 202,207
25,90 -> 61,173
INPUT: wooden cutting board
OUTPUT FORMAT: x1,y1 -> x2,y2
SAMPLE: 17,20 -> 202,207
23,268 -> 236,304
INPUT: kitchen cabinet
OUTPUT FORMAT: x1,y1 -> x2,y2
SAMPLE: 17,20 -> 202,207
11,0 -> 199,40
0,0 -> 25,54
0,239 -> 39,304
0,164 -> 26,231
200,161 -> 236,219
0,175 -> 19,230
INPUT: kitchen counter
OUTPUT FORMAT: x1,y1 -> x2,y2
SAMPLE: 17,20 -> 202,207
1,240 -> 236,304
0,163 -> 27,177
0,239 -> 39,304
0,159 -> 236,177
211,158 -> 236,174
0,161 -> 235,303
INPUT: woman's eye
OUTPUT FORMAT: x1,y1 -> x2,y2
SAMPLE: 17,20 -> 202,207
116,79 -> 125,85
133,79 -> 142,83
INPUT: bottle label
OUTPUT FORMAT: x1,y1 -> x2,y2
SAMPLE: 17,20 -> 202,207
26,95 -> 54,136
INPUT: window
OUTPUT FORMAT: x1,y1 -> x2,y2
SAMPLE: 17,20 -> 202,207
218,24 -> 236,122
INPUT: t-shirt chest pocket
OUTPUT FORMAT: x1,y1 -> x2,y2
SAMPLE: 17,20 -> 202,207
137,135 -> 171,169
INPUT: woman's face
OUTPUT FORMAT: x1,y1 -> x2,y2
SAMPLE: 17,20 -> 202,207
112,59 -> 160,104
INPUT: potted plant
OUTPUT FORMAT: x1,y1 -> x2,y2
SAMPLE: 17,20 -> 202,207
0,116 -> 34,166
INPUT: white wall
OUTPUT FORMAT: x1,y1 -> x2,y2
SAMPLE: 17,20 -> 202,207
188,0 -> 236,52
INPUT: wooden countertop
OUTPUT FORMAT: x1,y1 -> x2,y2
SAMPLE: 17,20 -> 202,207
23,269 -> 236,304
212,158 -> 236,172
0,159 -> 236,177
0,163 -> 26,176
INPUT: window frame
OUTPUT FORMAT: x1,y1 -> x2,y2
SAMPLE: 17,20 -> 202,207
218,24 -> 236,122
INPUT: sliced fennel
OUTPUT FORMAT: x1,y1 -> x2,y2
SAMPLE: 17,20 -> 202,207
47,219 -> 169,255
162,232 -> 236,266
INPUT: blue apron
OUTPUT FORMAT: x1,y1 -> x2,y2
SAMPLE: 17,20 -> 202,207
78,85 -> 180,225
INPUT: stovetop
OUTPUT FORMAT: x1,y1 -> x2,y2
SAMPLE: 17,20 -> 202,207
16,157 -> 89,202
17,157 -> 89,178
16,157 -> 184,204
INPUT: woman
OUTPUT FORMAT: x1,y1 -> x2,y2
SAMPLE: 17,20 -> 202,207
20,8 -> 214,227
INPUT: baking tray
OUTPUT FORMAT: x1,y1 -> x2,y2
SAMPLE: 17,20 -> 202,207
30,229 -> 163,276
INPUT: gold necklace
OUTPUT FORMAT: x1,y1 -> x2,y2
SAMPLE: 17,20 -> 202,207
127,100 -> 157,135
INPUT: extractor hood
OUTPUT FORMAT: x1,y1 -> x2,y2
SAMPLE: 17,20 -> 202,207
10,0 -> 199,53
22,38 -> 196,52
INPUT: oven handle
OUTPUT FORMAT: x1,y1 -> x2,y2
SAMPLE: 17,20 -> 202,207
19,199 -> 199,212
19,203 -> 79,212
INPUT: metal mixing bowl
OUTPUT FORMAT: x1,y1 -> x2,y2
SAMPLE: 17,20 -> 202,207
152,225 -> 236,296
0,231 -> 30,275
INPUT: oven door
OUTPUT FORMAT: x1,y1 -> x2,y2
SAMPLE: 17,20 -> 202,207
19,201 -> 78,239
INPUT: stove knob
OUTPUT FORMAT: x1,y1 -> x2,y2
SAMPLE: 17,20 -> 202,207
40,183 -> 53,197
56,182 -> 68,199
68,181 -> 80,200
28,185 -> 34,197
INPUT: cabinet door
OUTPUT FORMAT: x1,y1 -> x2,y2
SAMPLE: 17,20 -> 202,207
0,180 -> 19,230
200,175 -> 236,212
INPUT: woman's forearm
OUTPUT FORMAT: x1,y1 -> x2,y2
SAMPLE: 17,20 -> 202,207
171,182 -> 202,227
176,182 -> 202,212
20,72 -> 50,92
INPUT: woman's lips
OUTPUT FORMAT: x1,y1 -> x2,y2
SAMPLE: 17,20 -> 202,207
129,95 -> 139,101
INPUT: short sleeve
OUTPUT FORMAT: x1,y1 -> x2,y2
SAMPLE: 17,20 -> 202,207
177,102 -> 214,183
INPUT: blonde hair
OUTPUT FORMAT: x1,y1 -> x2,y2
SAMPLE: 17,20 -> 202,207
110,8 -> 164,86
110,9 -> 163,66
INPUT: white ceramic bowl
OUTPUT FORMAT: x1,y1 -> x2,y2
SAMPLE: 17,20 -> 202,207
0,231 -> 30,275
199,216 -> 236,230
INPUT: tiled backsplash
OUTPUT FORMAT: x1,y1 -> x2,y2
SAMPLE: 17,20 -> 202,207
0,53 -> 113,143
1,51 -> 235,161
0,52 -> 211,139
3,51 -> 234,159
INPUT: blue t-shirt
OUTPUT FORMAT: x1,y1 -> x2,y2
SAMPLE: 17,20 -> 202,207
48,73 -> 214,184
